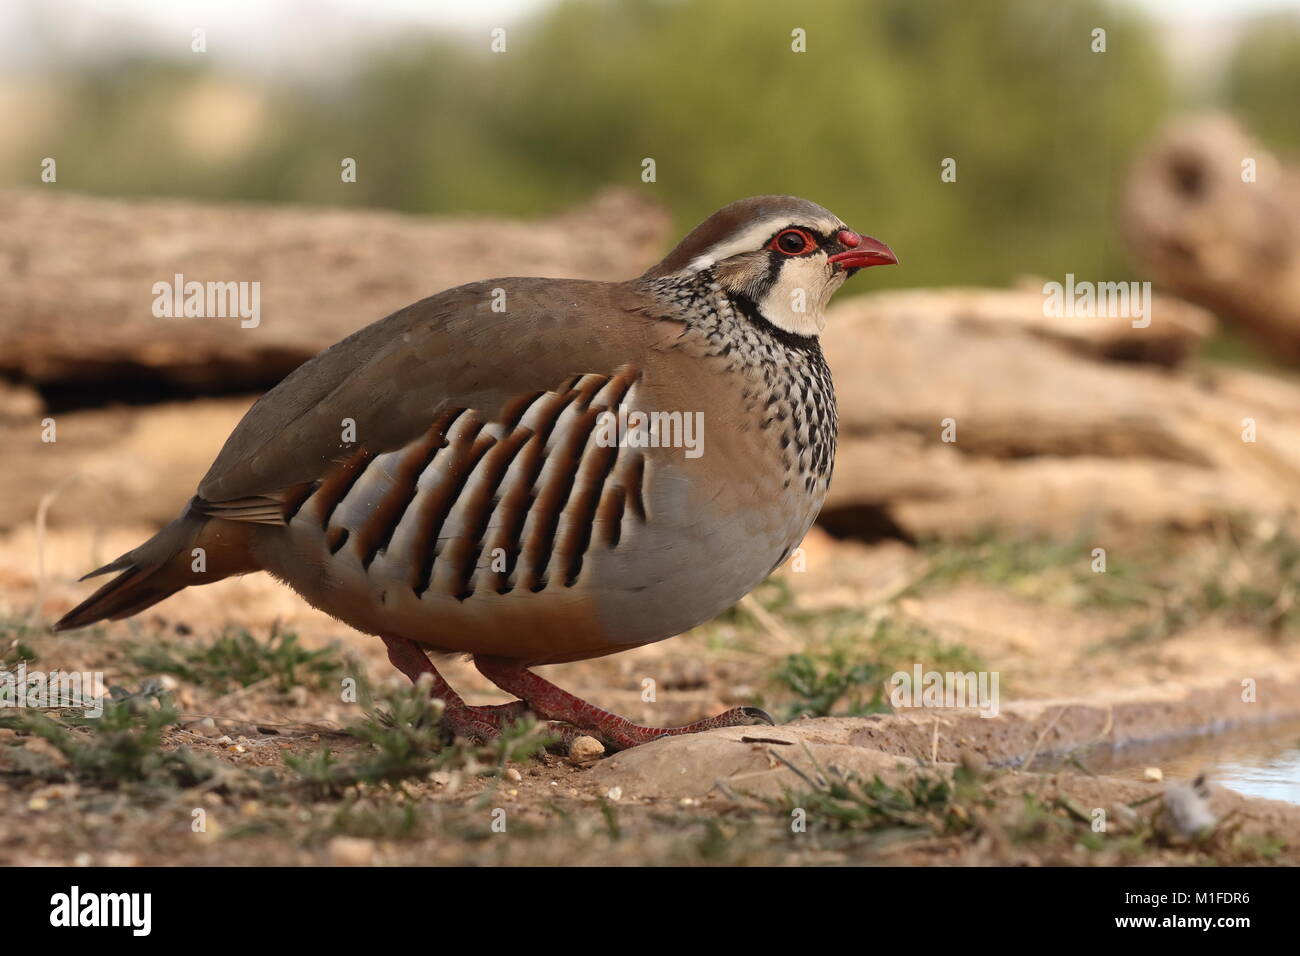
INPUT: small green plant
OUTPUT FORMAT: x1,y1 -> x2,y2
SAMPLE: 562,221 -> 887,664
322,799 -> 422,840
767,752 -> 989,841
0,683 -> 214,788
130,626 -> 344,693
1010,792 -> 1107,852
0,615 -> 42,670
1097,519 -> 1300,649
1,638 -> 37,670
286,678 -> 553,796
286,679 -> 444,796
770,615 -> 983,720
765,748 -> 1289,865
771,646 -> 886,719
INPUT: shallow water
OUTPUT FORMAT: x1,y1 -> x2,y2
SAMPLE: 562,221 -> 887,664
1033,720 -> 1300,805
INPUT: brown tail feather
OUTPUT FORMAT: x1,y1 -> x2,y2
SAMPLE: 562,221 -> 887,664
54,502 -> 257,631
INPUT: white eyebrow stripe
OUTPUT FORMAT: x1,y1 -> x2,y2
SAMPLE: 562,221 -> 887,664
686,215 -> 844,272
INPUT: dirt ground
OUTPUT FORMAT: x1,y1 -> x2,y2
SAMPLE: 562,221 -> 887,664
3,497 -> 1299,866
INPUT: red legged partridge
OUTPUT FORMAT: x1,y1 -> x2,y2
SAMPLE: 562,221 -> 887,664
56,195 -> 897,750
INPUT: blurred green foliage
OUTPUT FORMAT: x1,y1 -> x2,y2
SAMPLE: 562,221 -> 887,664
9,0 -> 1296,291
1226,14 -> 1300,153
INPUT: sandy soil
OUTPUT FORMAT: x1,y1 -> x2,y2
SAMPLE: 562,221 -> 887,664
3,514 -> 1299,867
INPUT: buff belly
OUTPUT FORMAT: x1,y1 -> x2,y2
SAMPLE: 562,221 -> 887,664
251,447 -> 821,666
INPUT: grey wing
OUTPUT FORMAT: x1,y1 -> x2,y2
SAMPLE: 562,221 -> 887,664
196,277 -> 655,509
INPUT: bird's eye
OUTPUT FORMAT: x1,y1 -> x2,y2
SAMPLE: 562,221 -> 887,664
770,228 -> 816,256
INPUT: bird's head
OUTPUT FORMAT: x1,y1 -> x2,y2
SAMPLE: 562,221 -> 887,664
645,195 -> 897,337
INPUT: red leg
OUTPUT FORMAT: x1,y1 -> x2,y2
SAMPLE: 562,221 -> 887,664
473,656 -> 774,751
380,636 -> 529,742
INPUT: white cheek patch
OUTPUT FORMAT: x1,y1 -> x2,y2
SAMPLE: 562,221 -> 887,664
756,255 -> 844,336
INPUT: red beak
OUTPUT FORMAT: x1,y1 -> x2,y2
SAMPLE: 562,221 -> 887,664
827,230 -> 898,270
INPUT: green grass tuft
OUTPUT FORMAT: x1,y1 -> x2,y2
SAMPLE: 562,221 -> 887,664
0,683 -> 215,788
766,613 -> 984,720
915,520 -> 1300,647
286,678 -> 554,797
129,626 -> 344,693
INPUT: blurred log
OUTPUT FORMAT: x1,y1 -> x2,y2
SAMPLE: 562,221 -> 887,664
0,188 -> 670,391
1124,115 -> 1300,364
859,286 -> 1214,367
822,288 -> 1300,540
9,282 -> 1286,543
0,381 -> 42,423
4,179 -> 1294,545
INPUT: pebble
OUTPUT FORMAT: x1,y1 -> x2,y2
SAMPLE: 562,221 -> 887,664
1143,767 -> 1164,782
32,783 -> 77,803
189,718 -> 220,738
22,737 -> 68,766
193,816 -> 222,843
1163,778 -> 1217,837
605,786 -> 623,802
567,735 -> 605,765
327,836 -> 376,866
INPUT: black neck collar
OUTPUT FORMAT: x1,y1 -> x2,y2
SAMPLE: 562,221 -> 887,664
728,292 -> 823,353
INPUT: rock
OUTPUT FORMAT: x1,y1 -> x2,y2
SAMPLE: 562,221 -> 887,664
587,675 -> 1300,801
1143,766 -> 1164,782
19,736 -> 68,768
10,182 -> 1300,550
187,718 -> 220,738
820,288 -> 1300,540
326,836 -> 376,866
0,381 -> 41,423
567,735 -> 605,765
286,686 -> 310,708
1161,775 -> 1218,839
1125,115 -> 1300,365
0,188 -> 670,392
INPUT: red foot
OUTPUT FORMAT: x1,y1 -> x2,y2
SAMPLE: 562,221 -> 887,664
380,636 -> 532,742
473,656 -> 775,750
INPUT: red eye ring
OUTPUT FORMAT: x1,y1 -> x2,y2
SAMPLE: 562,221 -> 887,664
769,228 -> 817,256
